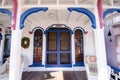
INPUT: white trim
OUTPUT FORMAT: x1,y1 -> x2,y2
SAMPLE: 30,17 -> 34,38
71,34 -> 75,65
110,0 -> 114,6
28,66 -> 86,71
38,0 -> 41,5
56,0 -> 59,5
9,1 -> 22,80
93,4 -> 109,80
29,34 -> 34,65
0,6 -> 12,9
75,0 -> 78,5
21,5 -> 94,9
0,4 -> 119,10
93,29 -> 108,80
42,34 -> 46,65
103,5 -> 120,9
32,27 -> 44,33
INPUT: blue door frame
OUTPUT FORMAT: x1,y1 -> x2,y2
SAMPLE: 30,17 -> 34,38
45,29 -> 72,67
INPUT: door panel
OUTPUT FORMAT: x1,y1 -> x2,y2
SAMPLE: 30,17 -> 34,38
60,53 -> 70,64
47,32 -> 58,65
47,53 -> 57,64
60,32 -> 70,64
47,32 -> 57,51
60,32 -> 70,51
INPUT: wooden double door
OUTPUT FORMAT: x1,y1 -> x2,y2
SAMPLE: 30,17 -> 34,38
46,28 -> 71,67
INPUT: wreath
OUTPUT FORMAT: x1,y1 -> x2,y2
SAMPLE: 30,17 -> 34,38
21,37 -> 30,49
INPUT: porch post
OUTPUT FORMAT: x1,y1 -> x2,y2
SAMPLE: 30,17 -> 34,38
71,34 -> 75,65
42,34 -> 46,65
9,1 -> 22,80
93,1 -> 109,80
0,28 -> 5,63
9,30 -> 22,80
93,29 -> 108,80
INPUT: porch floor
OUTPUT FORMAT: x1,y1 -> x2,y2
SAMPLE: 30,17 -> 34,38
22,71 -> 87,80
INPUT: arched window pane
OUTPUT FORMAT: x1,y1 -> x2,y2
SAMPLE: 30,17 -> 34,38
34,29 -> 43,62
75,29 -> 83,62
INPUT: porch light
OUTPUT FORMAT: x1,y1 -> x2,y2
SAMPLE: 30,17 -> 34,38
0,28 -> 2,32
107,30 -> 111,36
107,28 -> 112,42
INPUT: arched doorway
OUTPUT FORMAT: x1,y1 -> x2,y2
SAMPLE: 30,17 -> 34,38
45,26 -> 72,67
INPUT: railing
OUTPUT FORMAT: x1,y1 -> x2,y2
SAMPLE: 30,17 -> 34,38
0,0 -> 120,7
109,65 -> 120,80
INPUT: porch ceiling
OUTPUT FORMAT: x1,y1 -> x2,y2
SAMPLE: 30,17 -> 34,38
0,12 -> 11,28
25,9 -> 91,28
0,8 -> 91,29
0,0 -> 120,29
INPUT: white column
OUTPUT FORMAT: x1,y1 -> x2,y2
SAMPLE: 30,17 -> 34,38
93,1 -> 109,80
9,1 -> 22,80
27,33 -> 33,66
94,29 -> 108,80
42,34 -> 46,65
9,30 -> 22,80
0,28 -> 5,63
71,34 -> 75,65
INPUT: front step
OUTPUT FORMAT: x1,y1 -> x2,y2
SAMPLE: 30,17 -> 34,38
22,71 -> 87,80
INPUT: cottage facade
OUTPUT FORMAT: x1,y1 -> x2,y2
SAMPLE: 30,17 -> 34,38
0,0 -> 120,80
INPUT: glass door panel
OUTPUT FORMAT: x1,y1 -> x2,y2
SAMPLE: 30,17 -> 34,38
47,32 -> 57,65
60,53 -> 70,64
47,32 -> 57,51
47,53 -> 57,64
60,32 -> 70,51
60,32 -> 71,64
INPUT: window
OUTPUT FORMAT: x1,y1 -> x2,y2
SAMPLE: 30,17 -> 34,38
74,29 -> 84,66
33,29 -> 43,62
